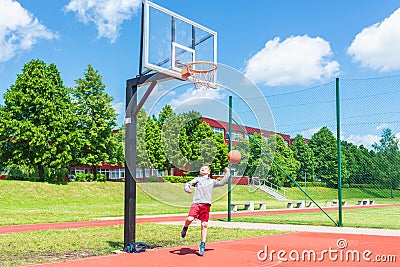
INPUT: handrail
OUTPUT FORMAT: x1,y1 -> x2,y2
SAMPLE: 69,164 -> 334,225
251,178 -> 287,196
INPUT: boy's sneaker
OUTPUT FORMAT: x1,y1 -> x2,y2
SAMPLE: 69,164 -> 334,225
198,242 -> 205,256
181,226 -> 188,238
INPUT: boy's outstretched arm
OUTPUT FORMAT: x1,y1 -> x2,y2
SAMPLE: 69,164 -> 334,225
214,167 -> 230,187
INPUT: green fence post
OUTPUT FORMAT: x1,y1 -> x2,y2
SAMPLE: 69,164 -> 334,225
336,77 -> 343,227
228,96 -> 232,222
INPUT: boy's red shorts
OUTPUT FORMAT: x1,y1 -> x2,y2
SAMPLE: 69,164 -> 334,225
188,203 -> 211,222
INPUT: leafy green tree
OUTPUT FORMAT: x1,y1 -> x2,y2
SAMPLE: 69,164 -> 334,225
212,132 -> 229,173
136,109 -> 151,168
190,121 -> 219,173
107,126 -> 124,167
145,116 -> 166,171
72,64 -> 117,180
308,127 -> 338,187
290,134 -> 316,181
234,133 -> 273,179
267,134 -> 300,187
153,105 -> 174,127
0,59 -> 78,181
182,110 -> 202,142
372,128 -> 400,197
341,142 -> 374,186
160,113 -> 188,175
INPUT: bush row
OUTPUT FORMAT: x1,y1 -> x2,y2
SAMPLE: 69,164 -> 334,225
162,176 -> 196,183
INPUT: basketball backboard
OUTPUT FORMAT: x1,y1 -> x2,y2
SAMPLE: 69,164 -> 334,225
142,1 -> 217,84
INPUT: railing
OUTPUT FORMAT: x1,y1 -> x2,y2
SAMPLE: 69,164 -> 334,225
251,178 -> 287,197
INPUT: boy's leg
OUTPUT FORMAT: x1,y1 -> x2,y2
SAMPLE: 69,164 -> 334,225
201,221 -> 208,243
198,221 -> 208,255
181,216 -> 194,238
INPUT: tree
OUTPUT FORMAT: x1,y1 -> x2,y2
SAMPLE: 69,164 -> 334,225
160,113 -> 186,174
308,127 -> 338,187
267,134 -> 300,187
190,121 -> 219,173
72,65 -> 117,180
372,128 -> 400,197
153,105 -> 174,127
212,132 -> 229,173
0,59 -> 78,181
145,116 -> 166,171
136,109 -> 151,168
234,133 -> 273,179
290,134 -> 316,181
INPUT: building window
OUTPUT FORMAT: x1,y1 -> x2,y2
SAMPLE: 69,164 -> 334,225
145,168 -> 151,178
136,168 -> 143,178
211,126 -> 224,135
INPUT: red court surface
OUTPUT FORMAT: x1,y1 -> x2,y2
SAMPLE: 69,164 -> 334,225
19,232 -> 399,267
4,204 -> 399,267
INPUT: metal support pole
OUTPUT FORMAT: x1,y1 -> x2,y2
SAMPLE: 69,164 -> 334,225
124,82 -> 138,247
228,96 -> 233,222
336,77 -> 343,227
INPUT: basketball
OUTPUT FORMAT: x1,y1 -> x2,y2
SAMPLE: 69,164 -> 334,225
228,150 -> 241,164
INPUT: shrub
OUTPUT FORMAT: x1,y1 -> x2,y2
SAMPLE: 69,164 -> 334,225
297,181 -> 327,187
7,169 -> 26,180
162,176 -> 195,183
75,173 -> 93,182
97,174 -> 106,182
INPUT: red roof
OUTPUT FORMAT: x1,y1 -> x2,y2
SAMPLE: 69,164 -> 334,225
201,117 -> 291,143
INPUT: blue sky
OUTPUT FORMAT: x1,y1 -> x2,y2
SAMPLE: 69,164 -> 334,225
1,0 -> 400,148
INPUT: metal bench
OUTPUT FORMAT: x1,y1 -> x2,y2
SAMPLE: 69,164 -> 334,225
357,199 -> 375,205
332,199 -> 347,206
287,200 -> 305,208
230,201 -> 267,212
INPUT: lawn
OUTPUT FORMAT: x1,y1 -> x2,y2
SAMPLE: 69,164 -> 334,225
0,180 -> 399,267
0,180 -> 399,226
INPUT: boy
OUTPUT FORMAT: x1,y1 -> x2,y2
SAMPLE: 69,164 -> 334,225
181,164 -> 230,255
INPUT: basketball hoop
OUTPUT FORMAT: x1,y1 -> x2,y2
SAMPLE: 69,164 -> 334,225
181,62 -> 217,90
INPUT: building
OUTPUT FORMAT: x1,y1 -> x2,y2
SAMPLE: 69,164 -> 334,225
201,117 -> 292,146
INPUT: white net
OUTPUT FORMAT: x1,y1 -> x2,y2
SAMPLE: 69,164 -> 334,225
187,62 -> 217,90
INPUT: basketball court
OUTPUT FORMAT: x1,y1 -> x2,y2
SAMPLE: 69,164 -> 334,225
18,231 -> 398,267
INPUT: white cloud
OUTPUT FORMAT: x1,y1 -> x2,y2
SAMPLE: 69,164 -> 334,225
169,87 -> 226,111
0,0 -> 58,62
301,127 -> 320,139
348,8 -> 400,72
346,134 -> 380,149
376,123 -> 390,131
244,35 -> 340,86
64,0 -> 140,43
112,101 -> 125,115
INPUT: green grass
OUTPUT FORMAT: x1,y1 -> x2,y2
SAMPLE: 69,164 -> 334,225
0,223 -> 282,267
219,206 -> 400,229
1,180 -> 399,225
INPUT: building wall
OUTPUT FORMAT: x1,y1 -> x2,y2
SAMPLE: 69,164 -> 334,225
201,117 -> 293,146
